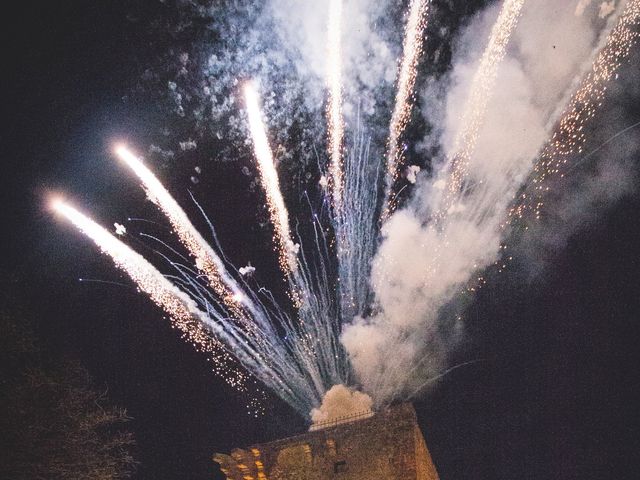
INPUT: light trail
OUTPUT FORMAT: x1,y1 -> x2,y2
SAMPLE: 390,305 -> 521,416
511,0 -> 640,221
327,0 -> 345,210
245,82 -> 349,390
382,0 -> 430,220
50,199 -> 246,387
243,83 -> 299,275
332,120 -> 381,321
114,145 -> 246,320
442,0 -> 525,216
51,199 -> 327,414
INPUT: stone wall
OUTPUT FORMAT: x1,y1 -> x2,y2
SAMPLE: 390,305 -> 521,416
214,403 -> 439,480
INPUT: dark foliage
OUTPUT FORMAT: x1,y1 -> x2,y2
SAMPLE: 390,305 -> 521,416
0,309 -> 137,480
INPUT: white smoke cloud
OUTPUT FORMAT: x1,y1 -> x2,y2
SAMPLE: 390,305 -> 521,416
114,223 -> 126,236
342,0 -> 632,404
309,384 -> 373,430
405,165 -> 421,184
239,264 -> 256,277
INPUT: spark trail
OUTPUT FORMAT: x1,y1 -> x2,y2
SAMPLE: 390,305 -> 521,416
243,83 -> 299,275
512,0 -> 640,221
52,199 -> 332,414
115,145 -> 246,319
382,0 -> 430,220
327,0 -> 345,211
244,82 -> 349,391
332,121 -> 381,321
440,0 -> 525,218
51,200 -> 245,387
325,0 -> 379,321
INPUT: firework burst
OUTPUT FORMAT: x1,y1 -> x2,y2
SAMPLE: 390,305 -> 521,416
51,0 -> 640,419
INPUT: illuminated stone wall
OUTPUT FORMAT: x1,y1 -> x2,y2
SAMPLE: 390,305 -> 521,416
213,403 -> 439,480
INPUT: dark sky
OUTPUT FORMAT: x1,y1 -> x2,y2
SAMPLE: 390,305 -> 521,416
3,1 -> 640,480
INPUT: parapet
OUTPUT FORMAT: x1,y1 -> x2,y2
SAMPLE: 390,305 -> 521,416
213,402 -> 439,480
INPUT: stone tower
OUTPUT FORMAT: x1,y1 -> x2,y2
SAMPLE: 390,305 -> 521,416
213,403 -> 439,480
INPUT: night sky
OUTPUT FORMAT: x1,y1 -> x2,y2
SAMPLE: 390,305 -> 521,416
3,1 -> 640,479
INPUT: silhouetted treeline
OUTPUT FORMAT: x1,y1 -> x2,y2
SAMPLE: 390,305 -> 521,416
0,298 -> 137,479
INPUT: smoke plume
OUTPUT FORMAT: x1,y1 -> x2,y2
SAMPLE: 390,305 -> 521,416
310,384 -> 373,430
132,0 -> 638,410
342,0 -> 638,405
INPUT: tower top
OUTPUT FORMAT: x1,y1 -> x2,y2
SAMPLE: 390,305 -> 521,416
213,402 -> 439,479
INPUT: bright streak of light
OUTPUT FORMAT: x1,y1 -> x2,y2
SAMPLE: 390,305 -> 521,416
50,199 -> 247,386
327,0 -> 345,210
331,124 -> 380,321
511,0 -> 640,221
244,81 -> 348,391
114,145 -> 343,412
443,0 -> 525,213
114,145 -> 247,319
382,0 -> 430,220
243,82 -> 298,275
52,199 -> 324,413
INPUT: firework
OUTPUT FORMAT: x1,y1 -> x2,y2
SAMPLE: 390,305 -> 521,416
243,83 -> 299,275
441,0 -> 525,217
50,199 -> 248,385
50,0 -> 640,419
114,145 -> 248,321
512,0 -> 640,221
327,0 -> 345,210
382,0 -> 430,220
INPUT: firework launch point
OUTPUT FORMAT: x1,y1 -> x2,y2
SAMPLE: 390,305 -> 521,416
213,403 -> 438,479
